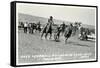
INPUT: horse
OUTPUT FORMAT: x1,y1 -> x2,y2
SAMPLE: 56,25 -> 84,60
18,21 -> 24,29
54,26 -> 62,41
41,23 -> 53,39
64,24 -> 73,44
28,23 -> 37,34
35,23 -> 41,33
72,25 -> 78,36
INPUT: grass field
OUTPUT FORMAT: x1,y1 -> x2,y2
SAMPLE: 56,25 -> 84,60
18,30 -> 96,64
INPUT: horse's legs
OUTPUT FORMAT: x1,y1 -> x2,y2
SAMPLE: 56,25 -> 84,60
45,33 -> 48,39
65,37 -> 68,44
57,34 -> 59,40
49,33 -> 52,39
24,27 -> 25,33
41,32 -> 44,39
24,27 -> 27,33
61,31 -> 63,36
54,33 -> 57,40
38,29 -> 41,33
31,28 -> 33,34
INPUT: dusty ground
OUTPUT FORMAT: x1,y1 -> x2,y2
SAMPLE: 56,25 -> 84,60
18,30 -> 96,64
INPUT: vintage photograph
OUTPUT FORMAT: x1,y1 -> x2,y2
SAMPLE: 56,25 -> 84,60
16,2 -> 97,65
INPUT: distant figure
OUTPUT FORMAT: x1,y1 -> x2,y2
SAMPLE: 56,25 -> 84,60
41,16 -> 54,39
64,23 -> 73,43
28,23 -> 32,34
24,22 -> 28,33
78,25 -> 83,38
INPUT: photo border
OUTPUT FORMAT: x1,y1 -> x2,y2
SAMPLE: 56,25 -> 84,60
10,1 -> 98,67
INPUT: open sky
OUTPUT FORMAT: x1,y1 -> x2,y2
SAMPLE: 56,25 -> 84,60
17,3 -> 96,25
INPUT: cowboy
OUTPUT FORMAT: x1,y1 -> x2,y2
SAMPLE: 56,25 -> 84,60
46,16 -> 54,39
41,16 -> 54,39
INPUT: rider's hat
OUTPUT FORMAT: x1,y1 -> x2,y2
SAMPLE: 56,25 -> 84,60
50,16 -> 53,19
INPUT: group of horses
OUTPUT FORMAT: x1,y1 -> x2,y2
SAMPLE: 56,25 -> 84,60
19,21 -> 80,43
19,22 -> 42,33
19,21 -> 95,43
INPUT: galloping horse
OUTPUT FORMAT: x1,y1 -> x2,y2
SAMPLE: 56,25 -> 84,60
41,16 -> 54,40
41,22 -> 53,39
64,24 -> 73,43
60,22 -> 66,35
54,26 -> 62,41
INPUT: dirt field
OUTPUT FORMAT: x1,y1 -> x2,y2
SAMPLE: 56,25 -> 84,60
18,30 -> 96,64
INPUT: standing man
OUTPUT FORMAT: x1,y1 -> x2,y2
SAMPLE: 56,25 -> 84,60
36,21 -> 41,32
24,22 -> 28,33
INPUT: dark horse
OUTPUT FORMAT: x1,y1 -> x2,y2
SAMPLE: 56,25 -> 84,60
28,23 -> 37,34
36,22 -> 41,33
28,22 -> 42,34
41,16 -> 54,40
64,24 -> 73,44
41,23 -> 52,39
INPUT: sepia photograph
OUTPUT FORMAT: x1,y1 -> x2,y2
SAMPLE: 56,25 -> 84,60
13,1 -> 97,66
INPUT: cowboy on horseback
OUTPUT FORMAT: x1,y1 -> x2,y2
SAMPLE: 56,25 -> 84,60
41,16 -> 54,39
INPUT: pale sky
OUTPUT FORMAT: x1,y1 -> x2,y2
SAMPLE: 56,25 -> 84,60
16,3 -> 96,25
